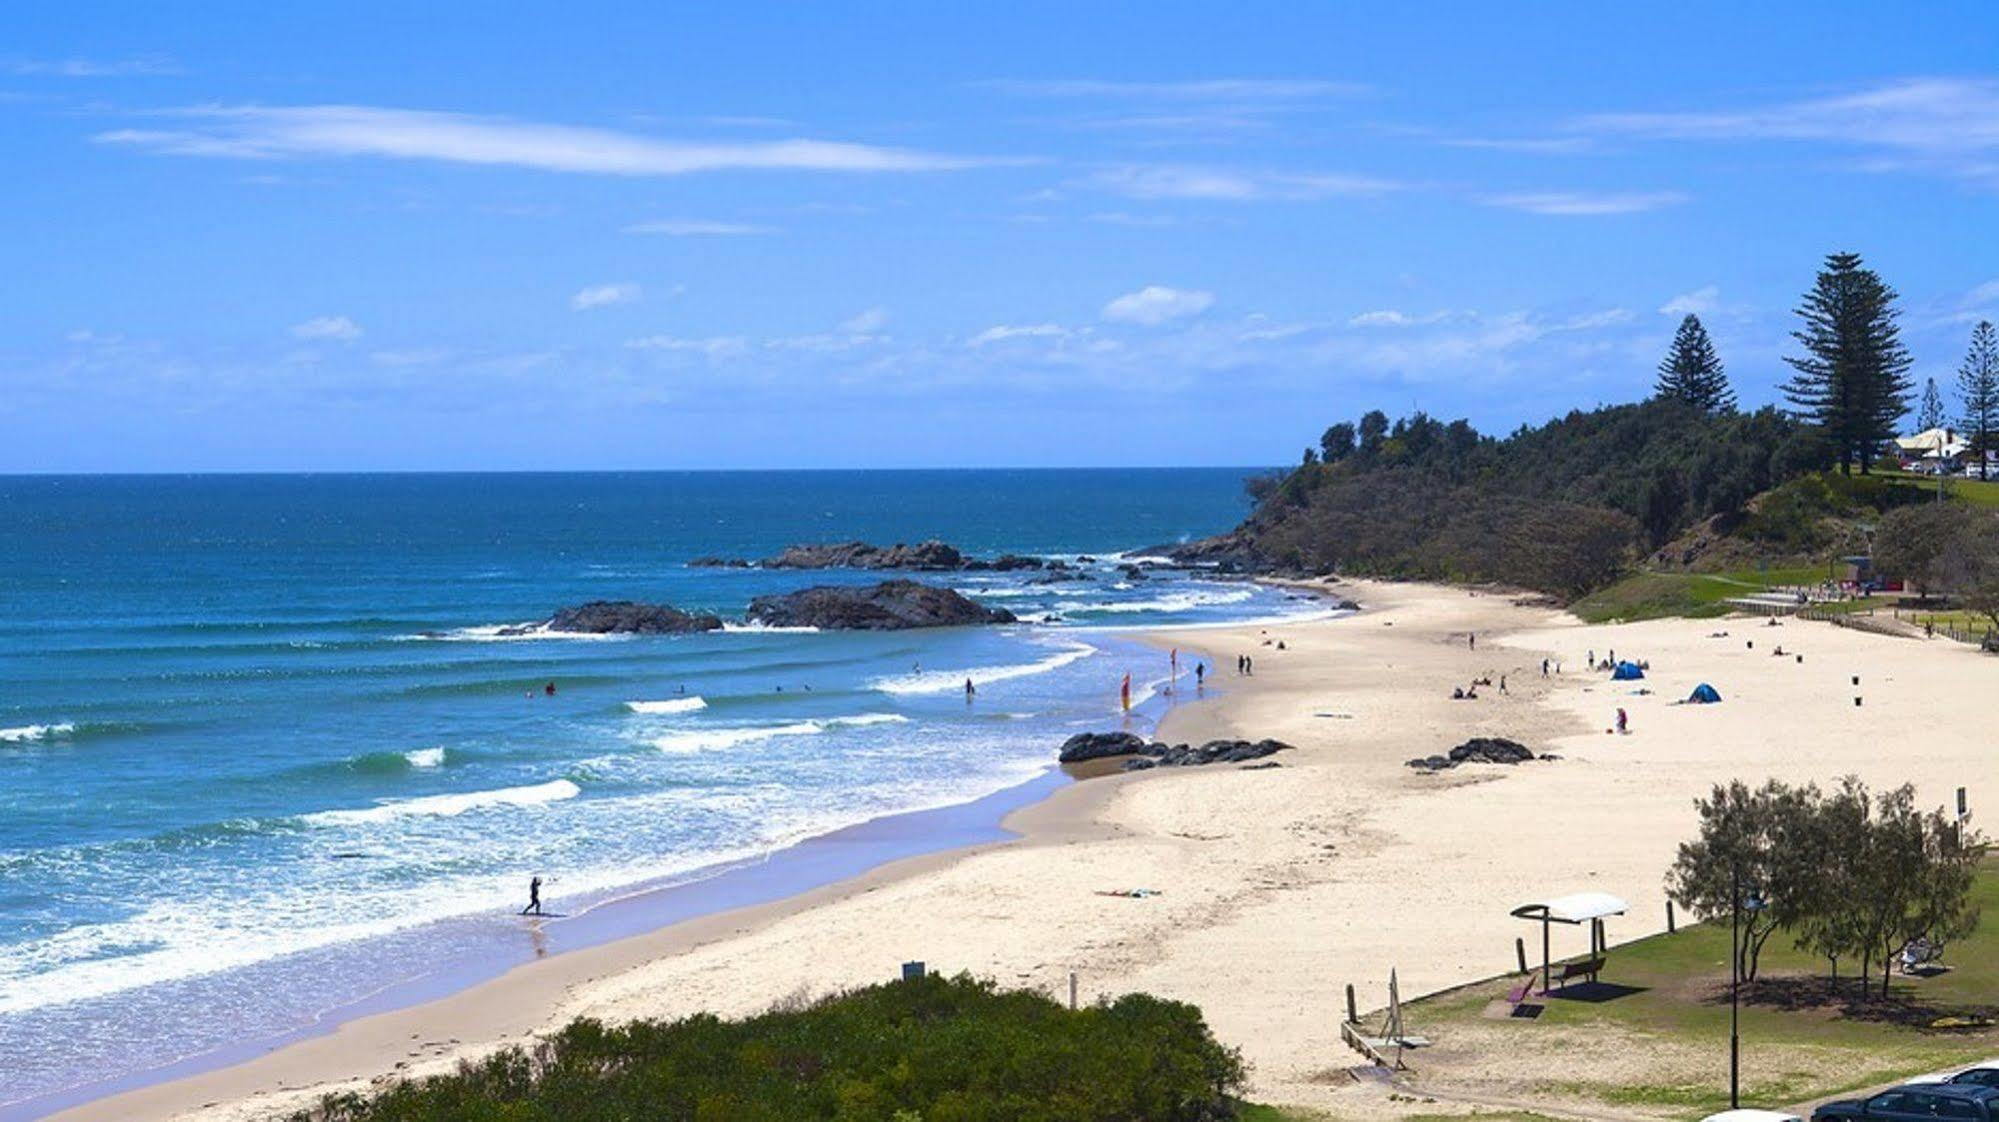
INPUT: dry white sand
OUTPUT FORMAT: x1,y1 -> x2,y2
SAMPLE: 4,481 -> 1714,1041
54,580 -> 1994,1121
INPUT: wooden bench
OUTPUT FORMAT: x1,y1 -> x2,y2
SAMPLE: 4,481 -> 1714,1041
1552,957 -> 1606,987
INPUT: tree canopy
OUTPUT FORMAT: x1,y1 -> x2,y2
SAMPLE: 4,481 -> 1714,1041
1655,314 -> 1735,412
1781,252 -> 1914,475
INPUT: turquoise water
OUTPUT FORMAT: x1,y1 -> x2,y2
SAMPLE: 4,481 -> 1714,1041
0,470 -> 1319,1110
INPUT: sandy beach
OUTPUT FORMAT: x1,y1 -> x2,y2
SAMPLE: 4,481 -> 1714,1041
52,579 -> 1995,1121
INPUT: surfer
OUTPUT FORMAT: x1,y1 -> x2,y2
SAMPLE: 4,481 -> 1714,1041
543,682 -> 556,697
964,678 -> 976,700
521,875 -> 543,916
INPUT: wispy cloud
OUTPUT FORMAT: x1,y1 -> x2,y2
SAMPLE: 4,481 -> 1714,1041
8,55 -> 181,78
1479,190 -> 1686,216
290,315 -> 362,342
980,78 -> 1367,101
1102,285 -> 1214,325
1086,163 -> 1402,201
1575,77 -> 1999,186
1349,309 -> 1455,328
572,283 -> 641,310
838,307 -> 889,334
626,334 -> 749,358
623,218 -> 777,236
96,105 -> 1009,176
1437,136 -> 1595,155
1659,286 -> 1719,316
968,323 -> 1071,346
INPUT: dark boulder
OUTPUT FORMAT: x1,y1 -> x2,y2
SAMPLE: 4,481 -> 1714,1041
538,600 -> 724,635
746,580 -> 1015,631
1059,731 -> 1150,763
1406,737 -> 1539,771
1062,733 -> 1294,769
989,554 -> 1045,571
687,556 -> 751,568
763,540 -> 966,571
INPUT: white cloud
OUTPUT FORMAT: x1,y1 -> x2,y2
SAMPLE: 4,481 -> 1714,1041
572,283 -> 641,311
623,218 -> 777,236
96,105 -> 1006,176
1479,190 -> 1687,216
1575,78 -> 1999,186
626,334 -> 749,358
1349,309 -> 1452,328
8,55 -> 180,77
838,307 -> 890,334
1086,164 -> 1402,201
968,323 -> 1070,346
1102,285 -> 1214,326
290,315 -> 362,342
980,78 -> 1367,101
1437,136 -> 1595,155
1659,286 -> 1720,316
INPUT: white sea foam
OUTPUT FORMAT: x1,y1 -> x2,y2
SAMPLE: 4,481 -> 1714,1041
625,697 -> 708,715
403,747 -> 446,768
719,621 -> 820,634
0,722 -> 75,744
303,778 -> 580,827
1061,586 -> 1256,615
397,623 -> 627,643
648,713 -> 909,754
867,641 -> 1096,695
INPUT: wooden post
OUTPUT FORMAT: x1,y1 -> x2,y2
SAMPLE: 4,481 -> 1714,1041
1666,899 -> 1676,933
1344,983 -> 1358,1025
1515,936 -> 1528,975
1069,971 -> 1078,1011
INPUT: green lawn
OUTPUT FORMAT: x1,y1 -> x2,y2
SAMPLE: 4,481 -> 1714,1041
1570,565 -> 1830,623
1401,859 -> 1999,1116
1875,468 -> 1999,509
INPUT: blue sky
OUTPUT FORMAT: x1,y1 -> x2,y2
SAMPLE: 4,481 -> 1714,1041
5,2 -> 1998,472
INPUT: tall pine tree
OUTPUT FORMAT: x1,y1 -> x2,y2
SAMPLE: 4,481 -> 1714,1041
1961,320 -> 1998,481
1918,376 -> 1946,432
1654,314 -> 1734,412
1782,252 -> 1914,475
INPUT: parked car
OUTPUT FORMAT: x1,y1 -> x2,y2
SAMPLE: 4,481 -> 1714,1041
1906,1059 -> 1999,1086
1812,1083 -> 1999,1119
1701,1111 -> 1804,1122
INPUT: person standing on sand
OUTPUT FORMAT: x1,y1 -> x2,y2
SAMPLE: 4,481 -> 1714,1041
1195,662 -> 1205,687
522,876 -> 543,916
1615,708 -> 1628,735
1469,632 -> 1475,651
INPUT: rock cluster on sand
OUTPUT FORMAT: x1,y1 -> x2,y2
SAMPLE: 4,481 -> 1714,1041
1405,736 -> 1553,772
533,601 -> 724,635
746,580 -> 1016,631
1057,731 -> 1294,770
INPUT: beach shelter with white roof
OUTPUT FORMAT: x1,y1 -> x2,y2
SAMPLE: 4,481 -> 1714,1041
1511,892 -> 1627,994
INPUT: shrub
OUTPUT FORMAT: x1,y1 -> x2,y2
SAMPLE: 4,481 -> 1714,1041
294,974 -> 1246,1122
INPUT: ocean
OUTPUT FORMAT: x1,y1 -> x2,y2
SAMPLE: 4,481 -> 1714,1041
0,469 -> 1327,1113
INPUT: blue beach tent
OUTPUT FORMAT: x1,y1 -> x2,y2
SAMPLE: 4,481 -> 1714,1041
1611,661 -> 1645,681
1687,683 -> 1721,704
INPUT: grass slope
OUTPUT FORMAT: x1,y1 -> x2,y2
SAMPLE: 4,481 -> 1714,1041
1402,859 -> 1999,1116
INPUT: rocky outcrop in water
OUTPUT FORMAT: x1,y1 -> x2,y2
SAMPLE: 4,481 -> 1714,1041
1405,737 -> 1550,772
745,580 -> 1016,631
534,601 -> 724,635
1057,732 -> 1294,770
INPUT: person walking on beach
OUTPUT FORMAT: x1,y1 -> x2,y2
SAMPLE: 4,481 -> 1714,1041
521,875 -> 543,916
1195,662 -> 1205,687
1469,632 -> 1476,651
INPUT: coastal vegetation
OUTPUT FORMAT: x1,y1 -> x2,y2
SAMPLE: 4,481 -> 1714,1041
1212,253 -> 1999,606
295,973 -> 1249,1122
